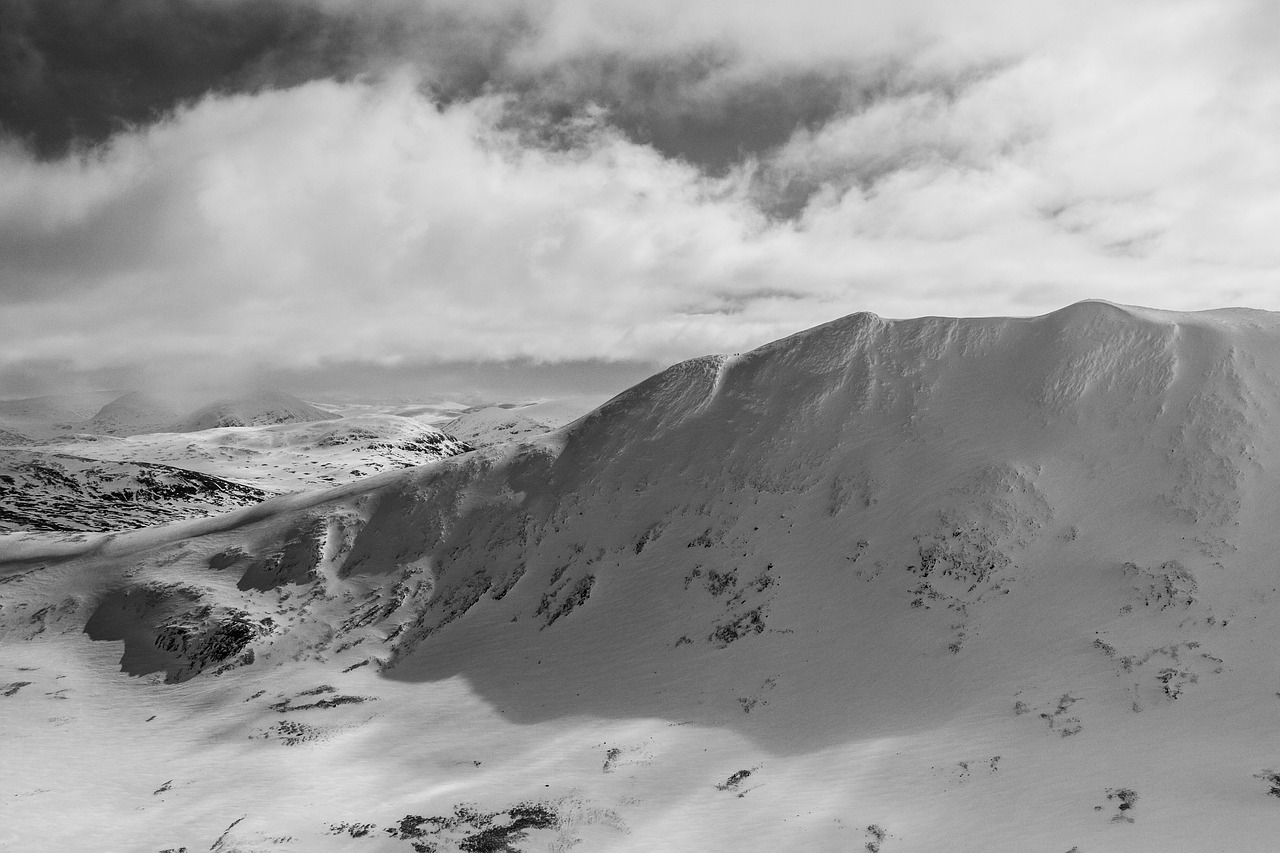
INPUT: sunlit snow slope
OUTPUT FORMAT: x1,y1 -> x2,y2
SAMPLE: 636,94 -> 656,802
4,302 -> 1280,852
46,415 -> 475,492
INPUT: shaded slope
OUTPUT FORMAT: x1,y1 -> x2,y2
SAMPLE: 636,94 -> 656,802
348,301 -> 1275,747
377,305 -> 1269,738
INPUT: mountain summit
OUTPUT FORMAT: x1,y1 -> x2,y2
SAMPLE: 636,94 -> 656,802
4,302 -> 1280,851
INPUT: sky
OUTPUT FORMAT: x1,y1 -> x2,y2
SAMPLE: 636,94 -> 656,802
2,0 -> 1280,401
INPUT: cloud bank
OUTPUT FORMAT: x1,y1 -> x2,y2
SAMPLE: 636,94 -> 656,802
2,0 -> 1279,395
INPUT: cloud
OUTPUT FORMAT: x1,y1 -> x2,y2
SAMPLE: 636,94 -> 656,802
0,77 -> 779,377
1,0 -> 1279,397
0,0 -> 1026,169
0,0 -> 532,156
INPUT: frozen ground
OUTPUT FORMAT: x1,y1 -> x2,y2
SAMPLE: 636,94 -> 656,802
4,302 -> 1280,851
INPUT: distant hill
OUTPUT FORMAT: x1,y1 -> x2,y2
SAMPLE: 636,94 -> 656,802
82,392 -> 181,437
439,405 -> 554,448
0,390 -> 121,438
0,450 -> 267,532
0,426 -> 33,446
0,391 -> 120,423
174,390 -> 338,432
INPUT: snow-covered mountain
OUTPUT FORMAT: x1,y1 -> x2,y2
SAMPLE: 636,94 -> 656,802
0,427 -> 33,446
0,450 -> 268,532
81,391 -> 182,437
0,390 -> 121,438
440,405 -> 556,448
174,389 -> 338,431
46,414 -> 473,492
5,302 -> 1280,851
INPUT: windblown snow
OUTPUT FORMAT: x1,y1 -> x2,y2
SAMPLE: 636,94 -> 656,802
4,302 -> 1280,851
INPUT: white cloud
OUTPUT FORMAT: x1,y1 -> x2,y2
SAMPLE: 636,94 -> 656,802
3,0 -> 1280,392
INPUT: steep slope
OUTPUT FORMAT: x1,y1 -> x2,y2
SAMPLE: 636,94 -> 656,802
5,302 -> 1280,851
175,389 -> 338,431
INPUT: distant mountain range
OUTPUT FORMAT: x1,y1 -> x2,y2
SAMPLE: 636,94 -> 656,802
0,391 -> 479,532
0,388 -> 340,439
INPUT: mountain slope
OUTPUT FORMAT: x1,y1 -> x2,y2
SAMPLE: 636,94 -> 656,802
45,414 -> 473,492
0,390 -> 121,438
0,451 -> 270,532
0,427 -> 33,446
439,405 -> 555,448
4,302 -> 1280,851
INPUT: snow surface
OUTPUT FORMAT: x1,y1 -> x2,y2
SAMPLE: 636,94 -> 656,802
440,406 -> 556,448
5,302 -> 1280,851
41,414 -> 474,493
0,451 -> 268,532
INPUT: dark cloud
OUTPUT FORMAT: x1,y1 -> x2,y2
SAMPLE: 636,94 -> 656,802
0,0 -> 531,157
0,0 -> 952,185
501,48 -> 853,175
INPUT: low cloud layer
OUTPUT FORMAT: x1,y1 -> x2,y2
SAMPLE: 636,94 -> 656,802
2,0 -> 1279,396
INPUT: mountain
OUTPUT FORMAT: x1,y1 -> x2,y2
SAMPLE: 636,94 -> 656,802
440,405 -> 556,448
0,427 -> 33,446
4,302 -> 1280,851
174,389 -> 338,431
439,399 -> 605,448
0,390 -> 121,438
0,450 -> 268,532
81,391 -> 182,437
44,414 -> 474,492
